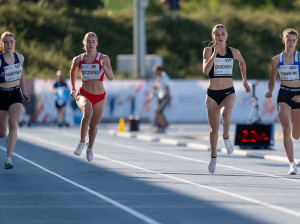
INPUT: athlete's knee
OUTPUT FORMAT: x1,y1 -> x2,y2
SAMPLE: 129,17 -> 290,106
82,110 -> 93,120
89,122 -> 99,130
210,126 -> 219,135
8,121 -> 18,132
221,110 -> 231,121
281,125 -> 291,135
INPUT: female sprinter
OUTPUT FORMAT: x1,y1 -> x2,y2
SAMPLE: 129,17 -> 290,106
266,28 -> 300,175
70,32 -> 114,162
203,24 -> 250,174
0,31 -> 30,169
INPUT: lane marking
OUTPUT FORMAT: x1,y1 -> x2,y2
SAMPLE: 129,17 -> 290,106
19,130 -> 300,184
17,132 -> 300,218
0,146 -> 161,224
62,132 -> 300,184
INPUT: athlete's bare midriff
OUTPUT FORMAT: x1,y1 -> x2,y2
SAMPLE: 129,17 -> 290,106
81,80 -> 105,95
208,77 -> 234,90
281,80 -> 300,88
0,80 -> 20,88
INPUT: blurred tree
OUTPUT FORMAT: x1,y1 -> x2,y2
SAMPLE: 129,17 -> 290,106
2,0 -> 104,9
182,0 -> 300,10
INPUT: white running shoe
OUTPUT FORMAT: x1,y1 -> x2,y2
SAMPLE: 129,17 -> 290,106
86,148 -> 93,162
288,162 -> 297,175
4,159 -> 14,169
74,142 -> 86,156
208,157 -> 217,174
224,137 -> 234,155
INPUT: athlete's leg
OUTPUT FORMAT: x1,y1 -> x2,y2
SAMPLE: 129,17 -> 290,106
220,93 -> 236,139
87,99 -> 105,149
206,96 -> 220,157
291,109 -> 300,140
76,94 -> 93,143
6,103 -> 23,158
156,112 -> 165,128
278,103 -> 294,162
56,107 -> 63,124
0,110 -> 8,138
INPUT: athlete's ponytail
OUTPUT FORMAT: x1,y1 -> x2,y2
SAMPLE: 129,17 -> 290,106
0,31 -> 15,53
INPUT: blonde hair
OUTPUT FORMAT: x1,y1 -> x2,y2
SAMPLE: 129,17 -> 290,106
282,28 -> 298,39
82,32 -> 98,51
211,24 -> 227,36
0,31 -> 15,53
204,24 -> 227,47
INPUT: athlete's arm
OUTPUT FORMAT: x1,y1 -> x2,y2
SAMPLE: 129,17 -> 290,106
232,48 -> 250,92
101,55 -> 114,81
291,53 -> 300,102
17,53 -> 30,102
203,46 -> 217,75
70,56 -> 80,98
265,55 -> 279,98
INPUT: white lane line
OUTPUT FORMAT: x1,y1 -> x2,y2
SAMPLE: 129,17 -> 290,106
62,132 -> 300,184
0,146 -> 161,224
18,132 -> 300,218
20,130 -> 300,184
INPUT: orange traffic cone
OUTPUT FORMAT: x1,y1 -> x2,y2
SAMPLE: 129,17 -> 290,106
118,117 -> 125,132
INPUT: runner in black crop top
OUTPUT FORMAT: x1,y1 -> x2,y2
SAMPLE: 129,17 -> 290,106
208,47 -> 234,78
202,24 -> 250,174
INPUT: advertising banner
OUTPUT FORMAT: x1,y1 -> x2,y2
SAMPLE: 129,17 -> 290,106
32,79 -> 280,124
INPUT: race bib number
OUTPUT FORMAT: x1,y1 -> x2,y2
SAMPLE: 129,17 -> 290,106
214,58 -> 233,76
80,64 -> 101,81
4,63 -> 22,82
278,65 -> 299,81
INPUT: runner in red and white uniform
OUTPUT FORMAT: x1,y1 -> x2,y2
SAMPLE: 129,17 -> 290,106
70,32 -> 114,162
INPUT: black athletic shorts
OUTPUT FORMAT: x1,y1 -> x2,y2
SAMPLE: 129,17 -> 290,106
0,86 -> 24,110
277,85 -> 300,109
207,87 -> 235,105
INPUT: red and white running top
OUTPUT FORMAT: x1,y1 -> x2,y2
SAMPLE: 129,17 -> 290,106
79,52 -> 104,81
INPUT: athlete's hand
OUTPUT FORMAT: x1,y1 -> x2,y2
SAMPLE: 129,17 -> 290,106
23,93 -> 30,103
291,95 -> 300,103
243,81 -> 251,93
101,56 -> 109,67
70,89 -> 76,98
213,42 -> 219,55
265,91 -> 272,98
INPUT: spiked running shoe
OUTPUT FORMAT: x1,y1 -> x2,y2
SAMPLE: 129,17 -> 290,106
86,148 -> 93,162
208,157 -> 217,174
4,159 -> 14,169
224,137 -> 234,155
74,142 -> 86,156
289,162 -> 297,175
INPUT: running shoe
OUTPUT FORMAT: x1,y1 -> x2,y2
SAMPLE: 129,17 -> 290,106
288,162 -> 297,175
208,157 -> 217,174
4,159 -> 14,169
74,142 -> 86,156
86,148 -> 93,162
224,137 -> 234,155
